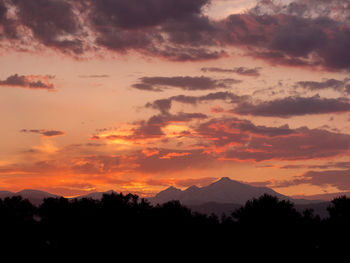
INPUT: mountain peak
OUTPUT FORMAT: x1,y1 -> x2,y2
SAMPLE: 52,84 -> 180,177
149,176 -> 291,205
217,177 -> 232,183
185,185 -> 200,192
166,186 -> 180,191
155,185 -> 181,197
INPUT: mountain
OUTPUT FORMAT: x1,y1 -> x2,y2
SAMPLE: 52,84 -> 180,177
148,177 -> 292,205
15,190 -> 59,205
73,190 -> 117,200
148,177 -> 332,218
0,190 -> 60,205
0,191 -> 15,199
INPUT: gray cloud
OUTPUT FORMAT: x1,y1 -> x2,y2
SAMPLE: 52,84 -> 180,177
233,96 -> 350,117
13,0 -> 85,55
201,67 -> 261,77
20,129 -> 65,137
275,169 -> 350,191
145,91 -> 248,114
0,74 -> 55,90
297,78 -> 349,92
132,76 -> 241,92
0,0 -> 349,69
222,126 -> 350,161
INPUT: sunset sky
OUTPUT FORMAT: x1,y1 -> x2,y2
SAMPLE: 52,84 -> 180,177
1,0 -> 350,198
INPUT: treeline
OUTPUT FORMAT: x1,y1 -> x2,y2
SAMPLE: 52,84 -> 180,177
1,193 -> 350,257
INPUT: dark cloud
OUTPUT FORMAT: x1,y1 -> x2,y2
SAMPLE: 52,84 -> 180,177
281,162 -> 350,170
0,74 -> 55,90
0,0 -> 18,39
84,0 -> 223,60
0,0 -> 348,69
20,129 -> 65,137
87,0 -> 209,30
132,76 -> 240,92
146,99 -> 173,114
148,47 -> 227,62
297,79 -> 349,92
145,91 -> 248,114
196,117 -> 297,149
201,67 -> 261,77
242,1 -> 350,70
222,126 -> 350,162
276,169 -> 350,191
233,96 -> 350,117
84,0 -> 350,68
13,0 -> 85,55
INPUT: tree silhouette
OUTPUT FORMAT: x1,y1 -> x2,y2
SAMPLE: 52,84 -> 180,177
0,192 -> 349,258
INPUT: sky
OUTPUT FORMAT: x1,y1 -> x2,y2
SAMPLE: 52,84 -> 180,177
1,0 -> 350,198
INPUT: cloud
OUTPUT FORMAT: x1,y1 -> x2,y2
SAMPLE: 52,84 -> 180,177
78,74 -> 109,78
20,129 -> 65,137
224,0 -> 350,70
232,96 -> 350,117
275,169 -> 350,191
159,152 -> 191,159
297,78 -> 349,92
91,114 -> 350,164
0,0 -> 349,69
0,74 -> 55,90
132,76 -> 240,92
195,117 -> 298,151
85,0 -> 350,68
222,126 -> 350,162
201,67 -> 261,77
13,0 -> 86,55
87,0 -> 209,30
145,91 -> 248,114
280,162 -> 350,170
132,112 -> 207,140
95,112 -> 207,142
135,149 -> 215,173
84,0 -> 225,60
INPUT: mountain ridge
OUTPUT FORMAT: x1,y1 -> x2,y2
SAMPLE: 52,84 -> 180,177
148,177 -> 302,205
0,177 -> 341,207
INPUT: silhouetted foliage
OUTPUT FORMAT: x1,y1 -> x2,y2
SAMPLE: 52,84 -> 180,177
0,193 -> 349,258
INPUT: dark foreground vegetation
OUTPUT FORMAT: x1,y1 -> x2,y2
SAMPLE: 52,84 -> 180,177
1,193 -> 350,258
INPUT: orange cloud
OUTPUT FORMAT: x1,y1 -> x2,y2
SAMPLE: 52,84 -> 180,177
159,152 -> 191,159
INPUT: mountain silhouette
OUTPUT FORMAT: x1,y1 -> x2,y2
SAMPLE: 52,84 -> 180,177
148,177 -> 291,205
0,178 -> 324,207
0,189 -> 59,205
74,190 -> 117,200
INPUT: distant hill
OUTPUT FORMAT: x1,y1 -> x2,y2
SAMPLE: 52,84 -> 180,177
0,190 -> 59,205
0,189 -> 119,206
147,177 -> 316,206
292,191 -> 350,201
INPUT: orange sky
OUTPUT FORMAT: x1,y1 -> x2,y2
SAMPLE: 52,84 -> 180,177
1,0 -> 350,197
